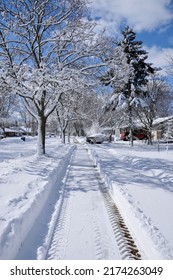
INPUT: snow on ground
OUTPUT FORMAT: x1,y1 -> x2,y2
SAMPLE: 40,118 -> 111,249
44,146 -> 121,260
0,136 -> 75,259
87,140 -> 173,259
0,136 -> 173,260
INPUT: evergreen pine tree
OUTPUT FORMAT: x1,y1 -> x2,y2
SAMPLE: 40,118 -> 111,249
119,26 -> 156,97
119,27 -> 159,145
102,26 -> 158,145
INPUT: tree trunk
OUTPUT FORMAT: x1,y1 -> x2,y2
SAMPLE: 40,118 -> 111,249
67,122 -> 71,143
62,128 -> 66,144
129,127 -> 133,146
147,131 -> 153,145
37,116 -> 46,155
128,106 -> 133,146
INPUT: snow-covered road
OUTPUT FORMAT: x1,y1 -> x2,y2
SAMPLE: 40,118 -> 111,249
46,146 -> 122,260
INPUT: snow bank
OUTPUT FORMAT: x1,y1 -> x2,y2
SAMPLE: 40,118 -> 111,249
37,160 -> 73,260
86,143 -> 173,259
0,140 -> 75,260
110,183 -> 173,260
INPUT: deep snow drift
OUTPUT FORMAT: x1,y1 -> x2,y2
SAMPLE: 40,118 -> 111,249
0,136 -> 173,259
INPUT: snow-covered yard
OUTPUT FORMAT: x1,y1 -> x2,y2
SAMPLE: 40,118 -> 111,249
88,140 -> 173,259
0,136 -> 75,259
0,137 -> 173,260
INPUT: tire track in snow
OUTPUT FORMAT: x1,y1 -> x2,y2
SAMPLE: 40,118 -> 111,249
47,195 -> 73,259
91,206 -> 119,260
46,145 -> 141,260
99,182 -> 141,260
88,144 -> 173,259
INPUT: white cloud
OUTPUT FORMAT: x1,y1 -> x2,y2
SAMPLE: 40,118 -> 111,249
89,0 -> 173,32
88,1 -> 173,78
146,45 -> 173,75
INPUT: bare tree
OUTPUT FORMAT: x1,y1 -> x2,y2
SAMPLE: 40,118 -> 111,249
0,0 -> 107,154
15,98 -> 37,135
134,76 -> 173,144
0,70 -> 17,132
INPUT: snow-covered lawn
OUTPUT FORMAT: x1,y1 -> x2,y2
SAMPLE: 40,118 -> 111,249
0,137 -> 173,260
0,136 -> 75,259
87,140 -> 173,259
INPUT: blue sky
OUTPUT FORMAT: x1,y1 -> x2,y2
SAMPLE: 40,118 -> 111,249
88,0 -> 173,76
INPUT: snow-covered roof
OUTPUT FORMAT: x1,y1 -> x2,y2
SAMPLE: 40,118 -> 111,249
117,120 -> 145,129
116,116 -> 173,130
152,116 -> 173,127
19,126 -> 32,133
4,128 -> 20,133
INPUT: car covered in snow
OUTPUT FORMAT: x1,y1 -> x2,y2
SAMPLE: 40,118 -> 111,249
86,133 -> 109,144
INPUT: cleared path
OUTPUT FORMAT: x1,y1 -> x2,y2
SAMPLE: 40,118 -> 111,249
46,146 -> 122,260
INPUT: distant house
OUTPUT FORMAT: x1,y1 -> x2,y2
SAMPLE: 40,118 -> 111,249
3,128 -> 21,137
19,126 -> 32,135
152,116 -> 173,140
116,115 -> 173,141
116,120 -> 148,140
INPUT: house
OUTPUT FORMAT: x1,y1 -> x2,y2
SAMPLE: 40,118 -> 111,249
116,121 -> 148,140
152,116 -> 173,141
18,126 -> 32,136
116,115 -> 173,141
2,128 -> 21,137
